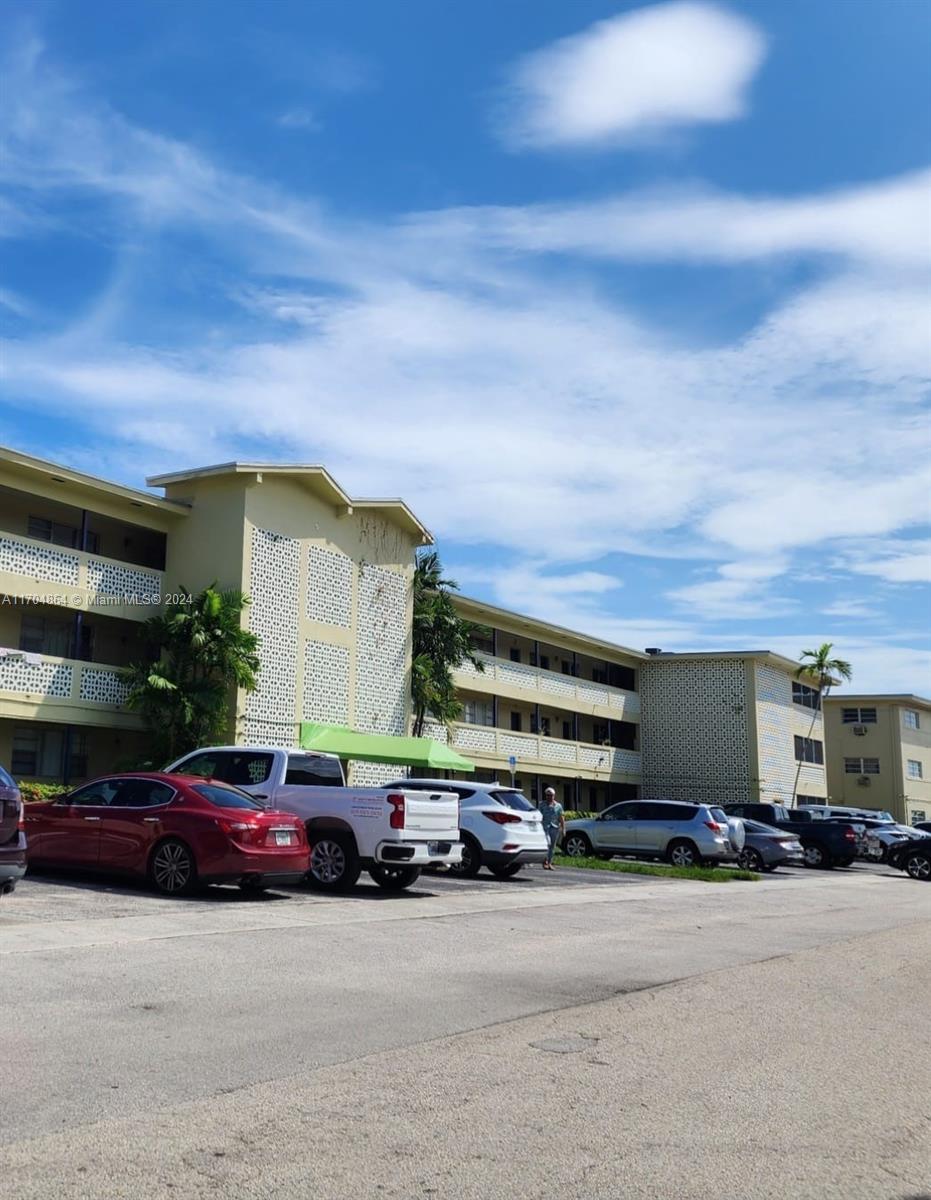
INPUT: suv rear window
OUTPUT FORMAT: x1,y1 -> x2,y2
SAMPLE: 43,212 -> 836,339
489,789 -> 535,812
191,784 -> 264,810
285,755 -> 343,786
710,807 -> 729,824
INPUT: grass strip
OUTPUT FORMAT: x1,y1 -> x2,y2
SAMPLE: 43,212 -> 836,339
554,854 -> 760,882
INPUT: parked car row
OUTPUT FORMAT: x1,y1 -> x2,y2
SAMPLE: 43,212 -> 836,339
4,745 -> 930,898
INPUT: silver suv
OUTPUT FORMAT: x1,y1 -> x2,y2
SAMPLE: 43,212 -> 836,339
562,800 -> 739,867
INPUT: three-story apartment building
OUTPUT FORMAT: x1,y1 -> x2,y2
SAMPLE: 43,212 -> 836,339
425,596 -> 644,810
823,694 -> 931,825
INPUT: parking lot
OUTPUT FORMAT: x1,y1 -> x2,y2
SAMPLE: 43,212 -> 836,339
2,857 -> 930,1200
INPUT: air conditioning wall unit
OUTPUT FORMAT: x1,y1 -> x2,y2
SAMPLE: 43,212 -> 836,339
857,775 -> 871,786
852,725 -> 868,736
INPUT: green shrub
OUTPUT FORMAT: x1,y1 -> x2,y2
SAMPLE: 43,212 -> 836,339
562,811 -> 597,822
18,781 -> 69,804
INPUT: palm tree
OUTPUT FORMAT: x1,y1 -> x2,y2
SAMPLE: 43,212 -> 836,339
125,585 -> 260,762
790,642 -> 852,805
411,551 -> 487,738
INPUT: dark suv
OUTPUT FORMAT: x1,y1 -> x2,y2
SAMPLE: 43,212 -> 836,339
0,765 -> 26,898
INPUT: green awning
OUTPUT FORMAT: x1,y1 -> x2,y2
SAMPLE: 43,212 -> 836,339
299,722 -> 475,772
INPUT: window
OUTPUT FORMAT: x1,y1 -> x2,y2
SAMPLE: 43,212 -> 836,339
509,647 -> 521,663
911,810 -> 927,824
538,717 -> 551,737
907,760 -> 923,780
27,514 -> 99,553
462,699 -> 494,726
844,757 -> 880,774
561,720 -> 573,740
12,728 -> 63,778
19,614 -> 93,660
792,682 -> 821,710
841,707 -> 877,724
592,722 -> 608,744
67,779 -> 124,806
793,735 -> 824,765
175,750 -> 273,786
538,655 -> 550,671
609,664 -> 637,690
510,712 -> 522,732
284,755 -> 344,787
0,765 -> 16,789
489,789 -> 535,812
903,709 -> 920,730
115,780 -> 175,808
602,803 -> 636,821
191,784 -> 264,810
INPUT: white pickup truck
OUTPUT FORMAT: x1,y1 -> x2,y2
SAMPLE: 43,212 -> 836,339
164,745 -> 462,892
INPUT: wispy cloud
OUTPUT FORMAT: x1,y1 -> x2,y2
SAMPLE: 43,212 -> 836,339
276,107 -> 321,132
497,1 -> 766,150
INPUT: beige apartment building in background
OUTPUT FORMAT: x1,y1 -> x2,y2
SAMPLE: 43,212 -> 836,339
429,595 -> 644,809
640,651 -> 829,807
823,694 -> 931,825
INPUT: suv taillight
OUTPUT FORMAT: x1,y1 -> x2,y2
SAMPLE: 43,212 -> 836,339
483,811 -> 521,824
387,793 -> 405,830
704,821 -> 723,833
844,828 -> 856,841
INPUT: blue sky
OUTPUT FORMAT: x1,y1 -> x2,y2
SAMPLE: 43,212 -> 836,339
1,0 -> 929,692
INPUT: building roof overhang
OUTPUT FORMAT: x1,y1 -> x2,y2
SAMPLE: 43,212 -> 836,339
146,462 -> 433,544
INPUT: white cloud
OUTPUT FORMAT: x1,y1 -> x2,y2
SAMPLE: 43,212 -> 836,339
667,559 -> 794,619
409,170 -> 931,271
820,600 -> 882,620
835,540 -> 931,585
499,1 -> 766,149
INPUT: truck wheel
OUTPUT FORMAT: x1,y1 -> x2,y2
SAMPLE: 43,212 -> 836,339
667,840 -> 701,868
802,844 -> 832,869
368,865 -> 421,891
489,863 -> 522,878
306,834 -> 361,892
449,834 -> 483,878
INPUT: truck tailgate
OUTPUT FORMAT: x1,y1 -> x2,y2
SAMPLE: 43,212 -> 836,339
400,789 -> 459,839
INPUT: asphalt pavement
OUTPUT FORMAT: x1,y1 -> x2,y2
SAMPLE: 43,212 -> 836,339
1,860 -> 929,1199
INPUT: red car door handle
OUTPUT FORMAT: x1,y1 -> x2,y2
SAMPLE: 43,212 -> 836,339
83,816 -> 101,821
143,817 -> 160,823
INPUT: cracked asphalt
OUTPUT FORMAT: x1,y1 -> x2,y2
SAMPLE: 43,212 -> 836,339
1,862 -> 929,1199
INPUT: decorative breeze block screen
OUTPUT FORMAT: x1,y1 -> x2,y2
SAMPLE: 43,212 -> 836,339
354,563 -> 407,736
86,560 -> 161,600
303,639 -> 350,726
640,659 -> 750,803
0,657 -> 73,698
306,545 -> 353,627
79,668 -> 130,706
1,536 -> 79,586
244,526 -> 301,739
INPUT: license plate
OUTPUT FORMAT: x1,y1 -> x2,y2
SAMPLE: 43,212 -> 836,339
274,830 -> 294,846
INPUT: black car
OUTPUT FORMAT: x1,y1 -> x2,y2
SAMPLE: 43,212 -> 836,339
912,821 -> 931,835
885,836 -> 931,882
0,764 -> 27,898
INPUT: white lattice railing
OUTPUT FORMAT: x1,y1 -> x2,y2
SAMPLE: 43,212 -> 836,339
0,532 -> 164,614
446,721 -> 640,776
454,651 -> 640,719
0,652 -> 134,711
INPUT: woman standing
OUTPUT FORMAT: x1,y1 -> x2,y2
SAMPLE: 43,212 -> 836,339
540,787 -> 565,870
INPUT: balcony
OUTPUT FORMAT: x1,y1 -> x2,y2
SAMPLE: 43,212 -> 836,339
0,532 -> 164,620
425,720 -> 641,778
0,649 -> 143,728
454,651 -> 640,721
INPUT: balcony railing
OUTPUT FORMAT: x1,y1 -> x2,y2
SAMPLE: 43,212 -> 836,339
455,651 -> 639,720
0,649 -> 134,711
0,532 -> 163,615
425,720 -> 640,776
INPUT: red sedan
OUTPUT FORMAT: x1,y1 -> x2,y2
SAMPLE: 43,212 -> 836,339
24,773 -> 309,896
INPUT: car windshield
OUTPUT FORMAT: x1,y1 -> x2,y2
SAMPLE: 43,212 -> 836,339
489,789 -> 535,812
191,783 -> 264,811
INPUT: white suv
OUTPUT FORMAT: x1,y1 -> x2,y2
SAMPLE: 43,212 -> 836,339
383,779 -> 547,878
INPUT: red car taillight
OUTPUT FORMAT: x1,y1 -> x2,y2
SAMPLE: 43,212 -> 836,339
704,821 -> 723,833
482,811 -> 522,824
387,793 -> 405,830
214,817 -> 260,843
